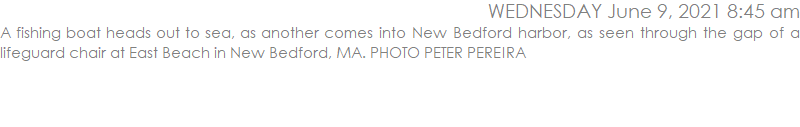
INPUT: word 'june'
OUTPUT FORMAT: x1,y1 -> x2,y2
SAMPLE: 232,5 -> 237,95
489,4 -> 602,18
